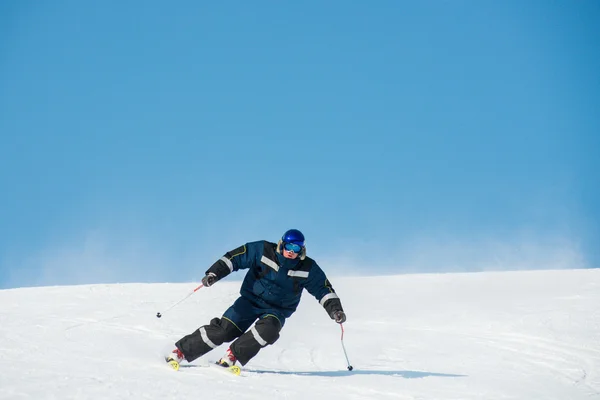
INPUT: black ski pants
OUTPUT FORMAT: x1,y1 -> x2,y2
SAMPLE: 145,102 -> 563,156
176,296 -> 284,365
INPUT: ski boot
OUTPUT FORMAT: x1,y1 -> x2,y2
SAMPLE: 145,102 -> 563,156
216,348 -> 241,375
165,348 -> 185,371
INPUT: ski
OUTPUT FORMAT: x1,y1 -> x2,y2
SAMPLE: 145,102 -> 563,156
211,362 -> 242,376
164,357 -> 242,376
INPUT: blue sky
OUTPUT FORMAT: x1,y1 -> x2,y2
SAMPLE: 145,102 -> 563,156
1,1 -> 598,289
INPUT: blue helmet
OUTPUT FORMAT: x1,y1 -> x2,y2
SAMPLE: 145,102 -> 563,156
281,229 -> 305,247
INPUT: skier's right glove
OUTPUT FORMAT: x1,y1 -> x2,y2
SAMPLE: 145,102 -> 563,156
331,310 -> 347,324
201,272 -> 217,287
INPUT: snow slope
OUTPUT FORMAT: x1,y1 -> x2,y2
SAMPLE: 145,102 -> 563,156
1,269 -> 599,399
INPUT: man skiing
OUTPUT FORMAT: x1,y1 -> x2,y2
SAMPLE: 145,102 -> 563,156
165,229 -> 347,370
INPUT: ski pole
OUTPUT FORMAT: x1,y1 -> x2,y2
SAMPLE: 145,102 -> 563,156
156,283 -> 204,318
340,323 -> 354,371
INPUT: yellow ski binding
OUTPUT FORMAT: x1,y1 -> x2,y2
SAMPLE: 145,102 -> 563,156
227,365 -> 241,376
165,357 -> 180,371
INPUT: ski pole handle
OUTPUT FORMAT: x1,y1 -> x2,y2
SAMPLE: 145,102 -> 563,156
156,283 -> 204,318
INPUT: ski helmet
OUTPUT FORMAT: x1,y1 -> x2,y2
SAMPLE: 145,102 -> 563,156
281,229 -> 305,247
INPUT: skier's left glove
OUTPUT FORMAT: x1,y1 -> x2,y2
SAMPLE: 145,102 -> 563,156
331,310 -> 346,324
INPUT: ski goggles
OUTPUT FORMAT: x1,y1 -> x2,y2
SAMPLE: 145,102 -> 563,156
283,242 -> 303,253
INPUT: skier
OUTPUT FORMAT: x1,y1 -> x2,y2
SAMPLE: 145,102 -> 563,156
165,229 -> 347,370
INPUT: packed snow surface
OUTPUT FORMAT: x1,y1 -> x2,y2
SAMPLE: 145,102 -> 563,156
1,269 -> 599,399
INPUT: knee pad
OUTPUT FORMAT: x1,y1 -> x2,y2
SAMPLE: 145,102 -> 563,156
209,317 -> 242,342
253,316 -> 281,345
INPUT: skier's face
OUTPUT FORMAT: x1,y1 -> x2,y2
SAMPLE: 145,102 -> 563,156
282,249 -> 299,259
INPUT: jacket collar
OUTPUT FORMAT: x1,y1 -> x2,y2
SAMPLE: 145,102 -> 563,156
276,252 -> 301,270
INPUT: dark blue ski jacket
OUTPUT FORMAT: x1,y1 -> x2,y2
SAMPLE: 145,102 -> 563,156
206,241 -> 344,319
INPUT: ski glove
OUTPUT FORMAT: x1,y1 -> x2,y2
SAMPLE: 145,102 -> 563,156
201,272 -> 217,287
331,310 -> 346,324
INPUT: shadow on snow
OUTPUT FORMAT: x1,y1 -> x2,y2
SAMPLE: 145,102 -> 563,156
180,364 -> 465,379
246,369 -> 465,379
